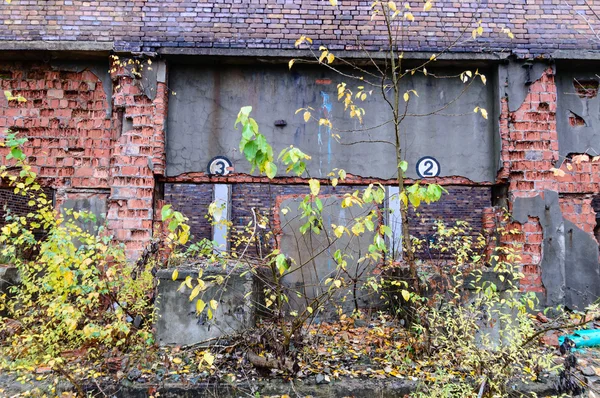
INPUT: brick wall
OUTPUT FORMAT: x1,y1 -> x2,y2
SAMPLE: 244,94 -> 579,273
106,60 -> 167,257
0,187 -> 54,240
0,60 -> 168,259
164,183 -> 214,242
0,1 -> 599,56
0,64 -> 112,189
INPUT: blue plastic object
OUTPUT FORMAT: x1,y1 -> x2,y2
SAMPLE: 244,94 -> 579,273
559,329 -> 600,348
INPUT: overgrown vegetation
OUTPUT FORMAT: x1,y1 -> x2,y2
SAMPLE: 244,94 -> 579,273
0,132 -> 156,395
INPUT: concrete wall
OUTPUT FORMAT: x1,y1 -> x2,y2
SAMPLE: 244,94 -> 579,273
166,64 -> 497,182
278,195 -> 379,318
556,65 -> 600,158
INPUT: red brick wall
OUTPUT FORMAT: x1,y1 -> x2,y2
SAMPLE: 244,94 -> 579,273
0,64 -> 112,189
0,60 -> 167,259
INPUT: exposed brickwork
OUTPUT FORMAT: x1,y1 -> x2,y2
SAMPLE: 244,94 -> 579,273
0,1 -> 599,56
407,186 -> 491,248
164,183 -> 214,242
0,64 -> 112,189
106,61 -> 168,258
499,67 -> 600,294
560,195 -> 597,238
0,60 -> 167,259
0,187 -> 54,240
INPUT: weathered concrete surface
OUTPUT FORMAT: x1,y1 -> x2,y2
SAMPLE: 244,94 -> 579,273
556,66 -> 600,158
166,64 -> 497,182
60,195 -> 108,236
155,267 -> 254,346
0,372 -> 559,398
278,196 -> 379,319
513,190 -> 600,309
97,376 -> 557,398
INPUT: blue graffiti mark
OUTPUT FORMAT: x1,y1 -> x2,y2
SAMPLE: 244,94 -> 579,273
318,91 -> 333,175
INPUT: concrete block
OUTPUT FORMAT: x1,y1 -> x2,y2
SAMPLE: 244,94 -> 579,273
155,266 -> 254,346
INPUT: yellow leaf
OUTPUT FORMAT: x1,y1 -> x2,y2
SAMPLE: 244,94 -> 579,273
189,284 -> 202,301
480,74 -> 487,85
472,29 -> 477,39
172,269 -> 179,281
480,108 -> 488,119
423,1 -> 432,11
401,289 -> 410,301
288,59 -> 295,69
196,299 -> 206,314
172,357 -> 182,364
281,208 -> 289,215
573,154 -> 590,163
334,279 -> 342,288
550,168 -> 566,177
319,51 -> 328,63
566,163 -> 573,170
210,299 -> 218,310
331,177 -> 338,187
327,53 -> 335,64
309,179 -> 320,196
307,306 -> 313,314
388,1 -> 397,11
477,26 -> 483,35
333,224 -> 345,238
184,276 -> 193,289
303,111 -> 311,122
404,12 -> 414,21
207,308 -> 213,320
203,352 -> 215,366
329,0 -> 337,5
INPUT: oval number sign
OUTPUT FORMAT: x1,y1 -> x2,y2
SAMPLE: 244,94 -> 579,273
207,156 -> 233,176
416,156 -> 440,178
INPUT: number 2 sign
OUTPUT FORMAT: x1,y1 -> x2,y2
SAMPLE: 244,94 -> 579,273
416,156 -> 440,178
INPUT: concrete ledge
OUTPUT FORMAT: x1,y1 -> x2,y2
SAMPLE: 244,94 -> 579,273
109,376 -> 558,397
155,266 -> 255,346
0,40 -> 114,52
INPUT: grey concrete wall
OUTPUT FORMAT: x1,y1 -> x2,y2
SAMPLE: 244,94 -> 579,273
556,65 -> 600,157
166,64 -> 497,182
155,267 -> 254,346
278,196 -> 379,318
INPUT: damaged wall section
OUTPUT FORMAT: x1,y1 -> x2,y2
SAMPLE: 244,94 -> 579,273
499,62 -> 600,309
0,59 -> 169,258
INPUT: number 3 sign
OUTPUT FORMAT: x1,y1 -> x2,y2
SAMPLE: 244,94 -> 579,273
416,156 -> 440,178
207,156 -> 233,176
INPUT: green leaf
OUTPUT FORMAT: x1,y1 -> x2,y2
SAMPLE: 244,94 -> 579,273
399,160 -> 408,173
243,140 -> 258,160
275,253 -> 289,275
265,162 -> 277,179
161,205 -> 172,221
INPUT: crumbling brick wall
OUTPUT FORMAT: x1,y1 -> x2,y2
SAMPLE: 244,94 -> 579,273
0,60 -> 167,259
499,67 -> 600,295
